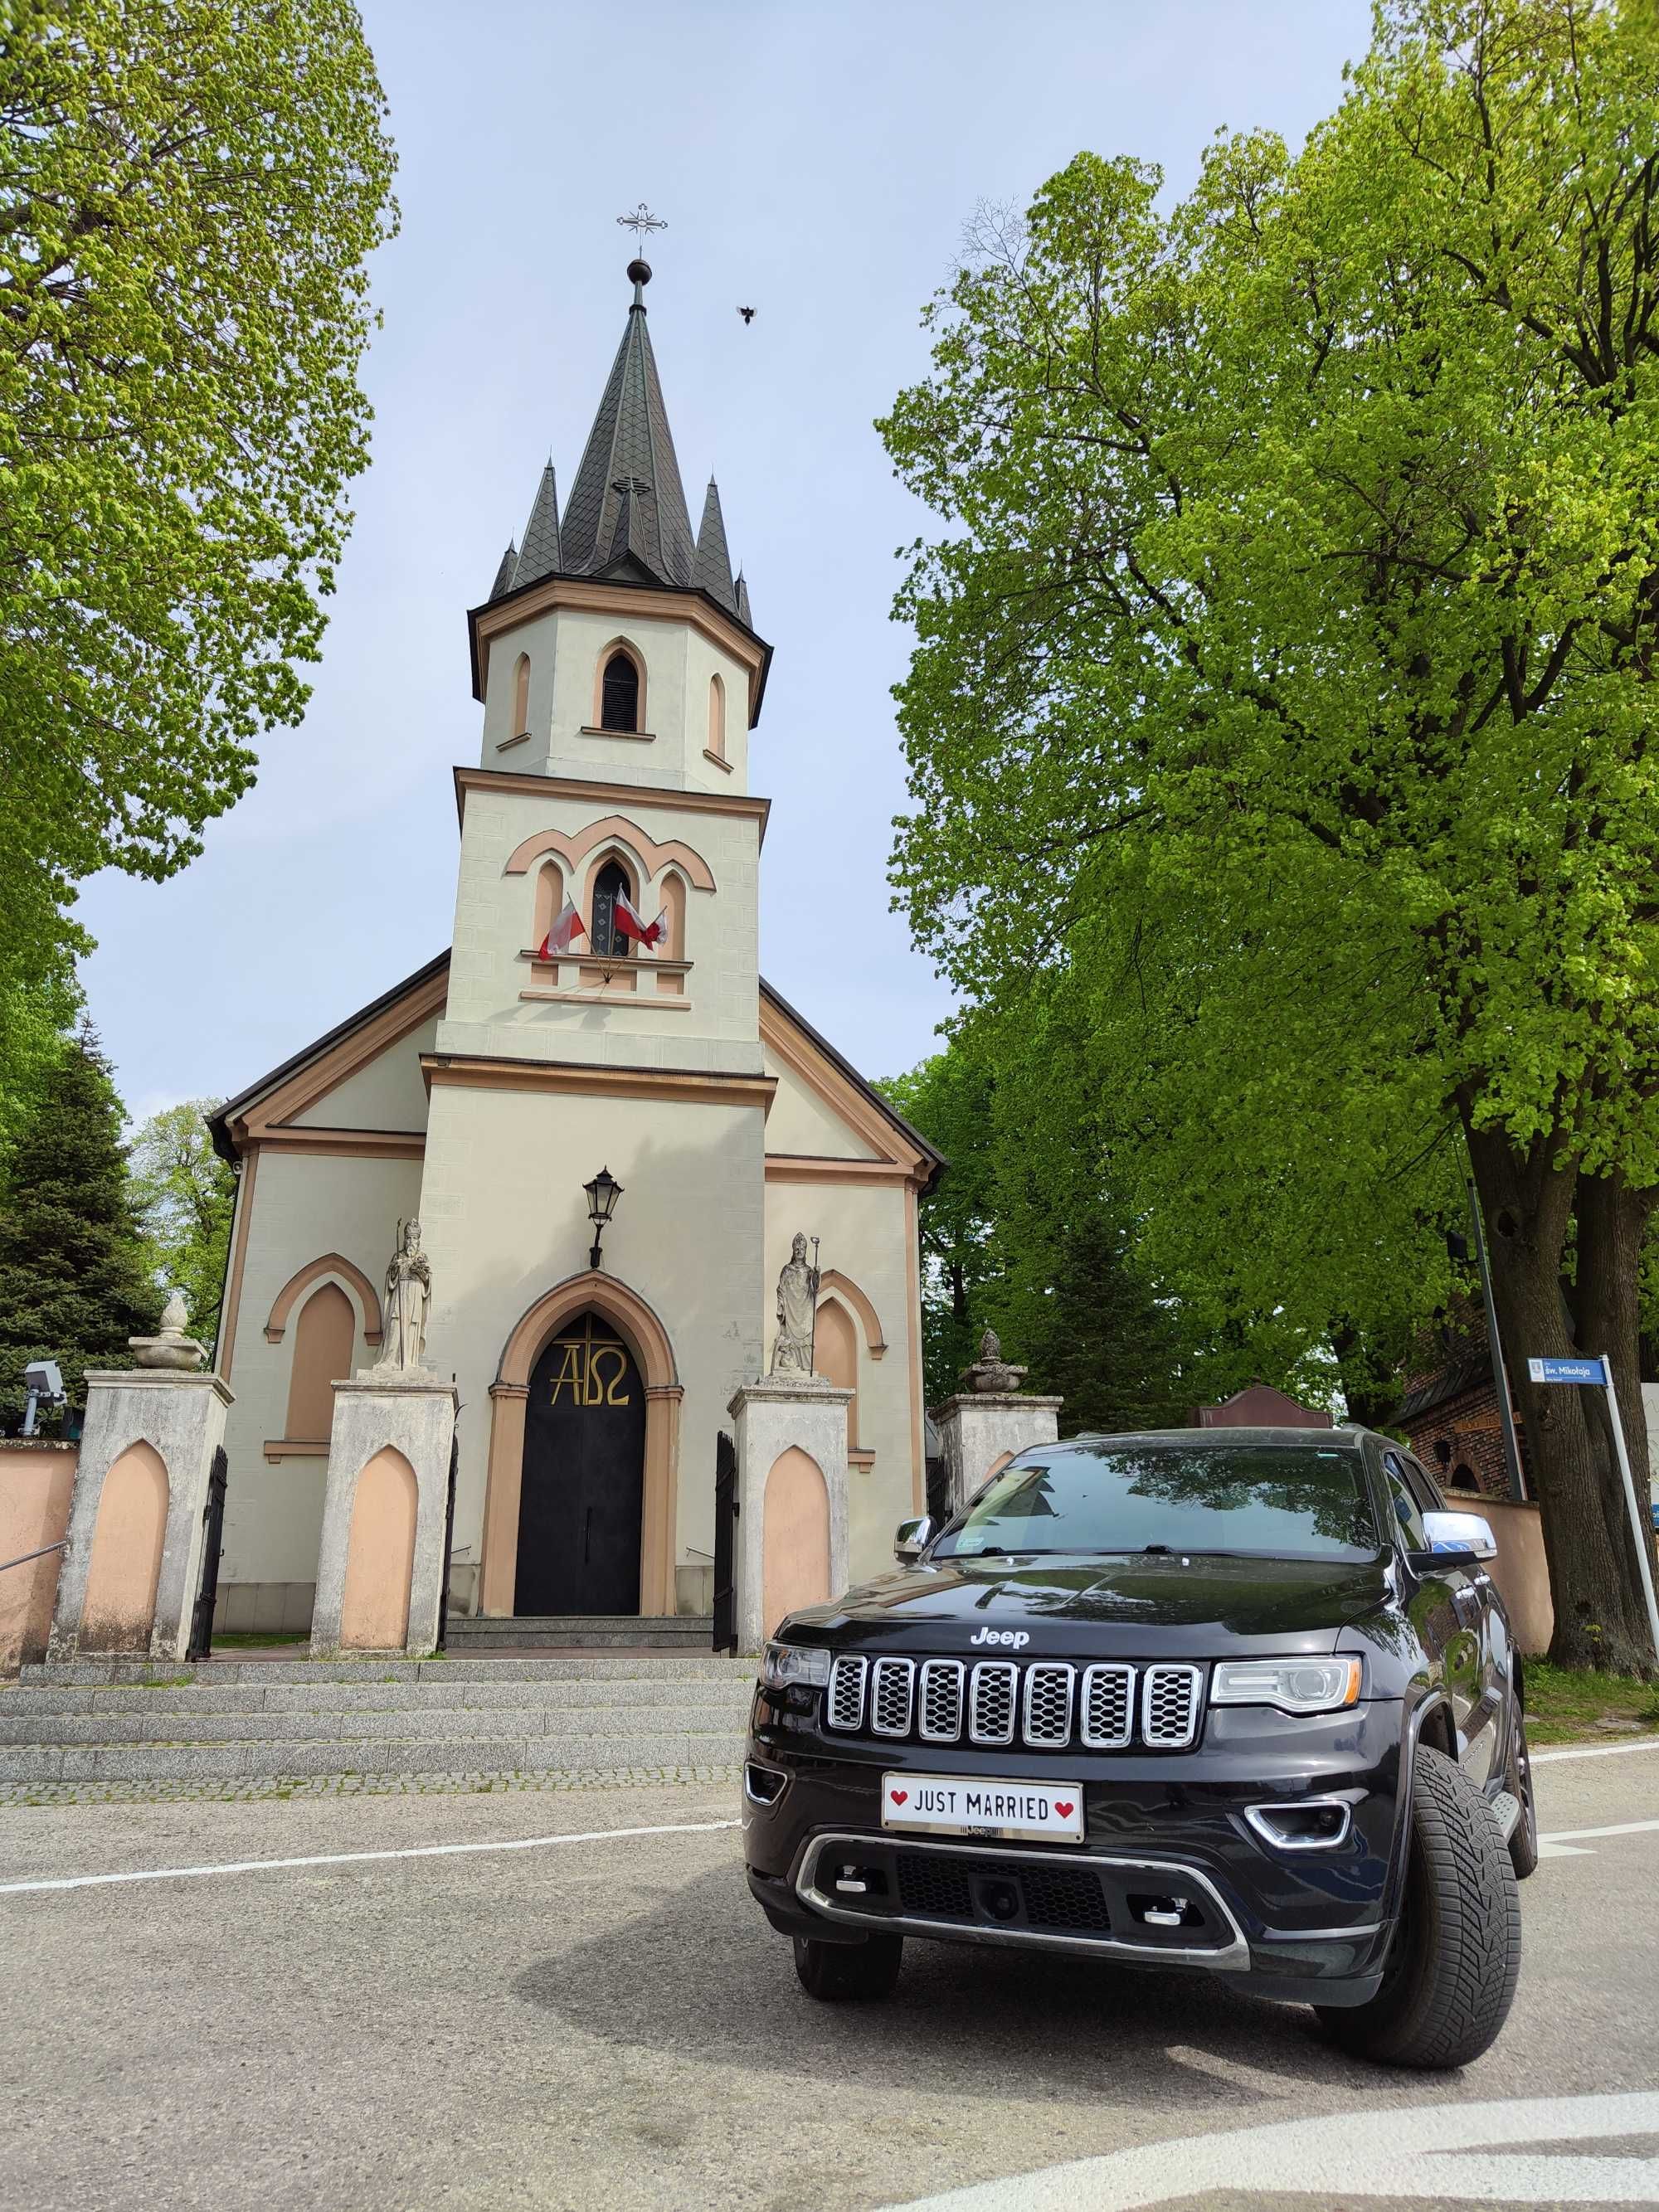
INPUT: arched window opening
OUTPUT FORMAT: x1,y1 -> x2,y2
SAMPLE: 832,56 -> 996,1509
815,1297 -> 860,1450
708,673 -> 726,760
600,649 -> 640,732
659,872 -> 687,962
1452,1461 -> 1477,1490
512,654 -> 531,737
533,858 -> 566,950
285,1281 -> 356,1441
591,857 -> 636,958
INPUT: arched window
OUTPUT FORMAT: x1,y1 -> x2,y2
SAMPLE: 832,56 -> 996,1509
285,1281 -> 357,1441
708,673 -> 726,760
600,649 -> 640,732
659,871 -> 687,962
532,858 -> 565,950
512,654 -> 531,737
815,1296 -> 860,1451
591,858 -> 635,957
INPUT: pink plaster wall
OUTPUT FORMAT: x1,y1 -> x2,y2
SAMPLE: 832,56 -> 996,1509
340,1446 -> 416,1650
80,1440 -> 169,1653
763,1446 -> 830,1638
1445,1489 -> 1553,1656
0,1441 -> 76,1675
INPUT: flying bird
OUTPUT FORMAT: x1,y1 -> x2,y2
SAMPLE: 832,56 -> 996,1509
737,305 -> 756,325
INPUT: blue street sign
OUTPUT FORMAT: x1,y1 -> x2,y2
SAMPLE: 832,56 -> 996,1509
1526,1355 -> 1608,1386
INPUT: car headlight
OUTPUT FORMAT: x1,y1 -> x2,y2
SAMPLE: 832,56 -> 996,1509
759,1641 -> 832,1692
1211,1656 -> 1361,1716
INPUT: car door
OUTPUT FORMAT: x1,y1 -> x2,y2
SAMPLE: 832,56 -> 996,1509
1403,1452 -> 1502,1787
1380,1447 -> 1473,1762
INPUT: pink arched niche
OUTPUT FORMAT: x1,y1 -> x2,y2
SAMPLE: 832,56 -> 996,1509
340,1447 -> 417,1650
532,858 -> 567,947
80,1441 -> 168,1652
763,1446 -> 830,1637
815,1297 -> 861,1450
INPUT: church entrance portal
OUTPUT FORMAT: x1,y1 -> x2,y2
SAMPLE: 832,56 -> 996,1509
516,1310 -> 645,1615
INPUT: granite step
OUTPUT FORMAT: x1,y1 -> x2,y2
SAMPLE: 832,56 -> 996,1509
0,1728 -> 745,1783
2,1676 -> 757,1719
444,1614 -> 715,1650
0,1700 -> 750,1746
18,1652 -> 746,1688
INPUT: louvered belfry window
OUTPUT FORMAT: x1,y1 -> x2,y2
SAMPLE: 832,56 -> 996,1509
600,650 -> 639,732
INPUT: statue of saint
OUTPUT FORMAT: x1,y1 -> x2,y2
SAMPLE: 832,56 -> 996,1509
377,1219 -> 432,1371
770,1232 -> 820,1375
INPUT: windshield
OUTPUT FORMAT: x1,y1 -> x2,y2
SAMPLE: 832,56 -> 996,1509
931,1441 -> 1380,1563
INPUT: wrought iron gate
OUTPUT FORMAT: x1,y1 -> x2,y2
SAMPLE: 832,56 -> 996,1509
435,1427 -> 460,1652
187,1446 -> 228,1661
713,1430 -> 737,1654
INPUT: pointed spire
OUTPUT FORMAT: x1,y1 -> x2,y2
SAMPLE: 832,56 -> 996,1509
735,570 -> 753,630
489,540 -> 518,601
558,261 -> 695,587
691,478 -> 737,614
515,462 -> 562,586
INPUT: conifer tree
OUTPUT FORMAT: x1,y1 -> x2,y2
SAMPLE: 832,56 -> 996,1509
0,1028 -> 158,1427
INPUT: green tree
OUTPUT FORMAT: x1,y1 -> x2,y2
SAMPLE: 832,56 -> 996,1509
0,0 -> 397,1123
880,1049 -> 1000,1401
0,1027 -> 158,1425
878,0 -> 1659,1668
129,1101 -> 235,1354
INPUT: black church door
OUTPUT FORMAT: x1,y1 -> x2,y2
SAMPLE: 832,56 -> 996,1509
517,1312 -> 645,1616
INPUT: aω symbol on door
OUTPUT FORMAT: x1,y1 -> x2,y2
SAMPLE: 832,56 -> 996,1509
545,1333 -> 634,1408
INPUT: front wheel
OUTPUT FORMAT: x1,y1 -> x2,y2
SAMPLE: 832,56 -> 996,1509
793,1932 -> 903,2001
1316,1745 -> 1520,2069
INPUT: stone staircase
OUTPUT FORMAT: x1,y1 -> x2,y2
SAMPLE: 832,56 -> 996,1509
443,1612 -> 716,1651
0,1650 -> 755,1786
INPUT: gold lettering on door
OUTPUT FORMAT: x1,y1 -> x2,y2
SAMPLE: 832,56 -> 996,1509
545,1332 -> 634,1410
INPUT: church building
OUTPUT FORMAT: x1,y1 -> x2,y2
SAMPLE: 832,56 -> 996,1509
204,256 -> 943,1638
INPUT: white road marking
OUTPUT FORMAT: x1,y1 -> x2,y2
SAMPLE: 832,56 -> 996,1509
1532,1736 -> 1659,1763
0,1816 -> 741,1897
891,2092 -> 1659,2210
1537,1817 -> 1659,1860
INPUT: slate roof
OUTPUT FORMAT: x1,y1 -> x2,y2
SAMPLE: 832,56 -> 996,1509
516,463 -> 562,587
691,478 -> 737,615
557,275 -> 695,587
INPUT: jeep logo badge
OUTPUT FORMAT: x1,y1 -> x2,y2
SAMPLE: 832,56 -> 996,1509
969,1627 -> 1029,1649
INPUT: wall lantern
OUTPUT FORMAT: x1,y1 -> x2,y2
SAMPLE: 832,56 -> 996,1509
585,1165 -> 624,1271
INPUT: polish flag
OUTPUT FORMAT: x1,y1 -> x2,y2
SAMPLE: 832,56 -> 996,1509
614,889 -> 669,949
537,898 -> 586,958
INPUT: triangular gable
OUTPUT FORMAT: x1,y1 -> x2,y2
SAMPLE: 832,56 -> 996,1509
210,953 -> 450,1160
759,981 -> 944,1191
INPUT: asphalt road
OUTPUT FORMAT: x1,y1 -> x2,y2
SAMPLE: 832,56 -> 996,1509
0,1743 -> 1654,2211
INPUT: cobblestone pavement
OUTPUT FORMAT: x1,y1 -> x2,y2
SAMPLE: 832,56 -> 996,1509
0,1749 -> 1654,2210
0,1761 -> 742,1806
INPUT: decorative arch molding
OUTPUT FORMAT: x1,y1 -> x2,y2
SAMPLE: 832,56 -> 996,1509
265,1254 -> 383,1346
818,1270 -> 887,1360
504,814 -> 716,894
484,1269 -> 682,1618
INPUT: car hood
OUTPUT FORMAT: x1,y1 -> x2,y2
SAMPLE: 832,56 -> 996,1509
788,1552 -> 1393,1660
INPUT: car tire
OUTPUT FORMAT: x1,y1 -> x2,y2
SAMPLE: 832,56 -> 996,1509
1505,1704 -> 1540,1880
1316,1745 -> 1520,2069
792,1932 -> 903,2001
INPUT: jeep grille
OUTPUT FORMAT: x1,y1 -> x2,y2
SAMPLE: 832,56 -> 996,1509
822,1656 -> 1207,1753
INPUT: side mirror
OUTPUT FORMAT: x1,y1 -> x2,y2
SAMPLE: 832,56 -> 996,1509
894,1515 -> 935,1565
1419,1509 -> 1498,1563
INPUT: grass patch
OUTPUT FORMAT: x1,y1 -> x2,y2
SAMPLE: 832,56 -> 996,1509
209,1631 -> 309,1649
1525,1659 -> 1659,1744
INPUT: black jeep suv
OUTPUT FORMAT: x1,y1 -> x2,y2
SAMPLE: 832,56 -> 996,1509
743,1426 -> 1535,2069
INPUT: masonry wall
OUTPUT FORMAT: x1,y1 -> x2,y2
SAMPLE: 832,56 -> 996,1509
0,1441 -> 75,1675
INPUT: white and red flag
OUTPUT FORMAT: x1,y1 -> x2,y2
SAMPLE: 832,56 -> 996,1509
614,888 -> 669,949
537,898 -> 586,959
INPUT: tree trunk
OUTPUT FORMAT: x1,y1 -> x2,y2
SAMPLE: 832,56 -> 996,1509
1330,1317 -> 1404,1432
1574,1171 -> 1659,1668
1466,1124 -> 1657,1675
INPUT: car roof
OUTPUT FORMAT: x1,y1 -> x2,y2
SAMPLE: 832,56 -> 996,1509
1048,1426 -> 1372,1451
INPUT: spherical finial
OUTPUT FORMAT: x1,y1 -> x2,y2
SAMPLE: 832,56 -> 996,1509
627,257 -> 652,287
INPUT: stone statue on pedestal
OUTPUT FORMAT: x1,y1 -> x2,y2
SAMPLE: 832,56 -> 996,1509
376,1219 -> 432,1372
769,1232 -> 820,1376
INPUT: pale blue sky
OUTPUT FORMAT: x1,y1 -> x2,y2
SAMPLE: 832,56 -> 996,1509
78,0 -> 1371,1121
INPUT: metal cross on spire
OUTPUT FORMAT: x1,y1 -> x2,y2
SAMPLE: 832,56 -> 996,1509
615,202 -> 667,252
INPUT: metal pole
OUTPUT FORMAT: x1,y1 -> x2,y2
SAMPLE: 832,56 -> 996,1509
1598,1354 -> 1659,1663
1467,1177 -> 1527,1504
21,1386 -> 38,1438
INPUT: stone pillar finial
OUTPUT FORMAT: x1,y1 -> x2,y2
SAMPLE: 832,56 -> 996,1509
960,1327 -> 1027,1395
128,1286 -> 207,1372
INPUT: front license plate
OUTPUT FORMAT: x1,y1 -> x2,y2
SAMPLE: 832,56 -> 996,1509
881,1772 -> 1085,1843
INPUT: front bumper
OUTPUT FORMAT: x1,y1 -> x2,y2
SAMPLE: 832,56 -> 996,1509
743,1694 -> 1404,2008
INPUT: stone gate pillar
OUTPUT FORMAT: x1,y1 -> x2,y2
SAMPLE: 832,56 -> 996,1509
728,1376 -> 853,1654
48,1298 -> 232,1663
936,1330 -> 1062,1518
310,1372 -> 460,1657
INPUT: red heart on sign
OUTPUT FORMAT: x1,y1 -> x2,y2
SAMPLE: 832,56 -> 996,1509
890,1789 -> 908,1806
1054,1801 -> 1075,1818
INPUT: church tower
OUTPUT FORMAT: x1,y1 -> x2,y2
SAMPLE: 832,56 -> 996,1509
420,254 -> 774,1619
206,250 -> 941,1642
